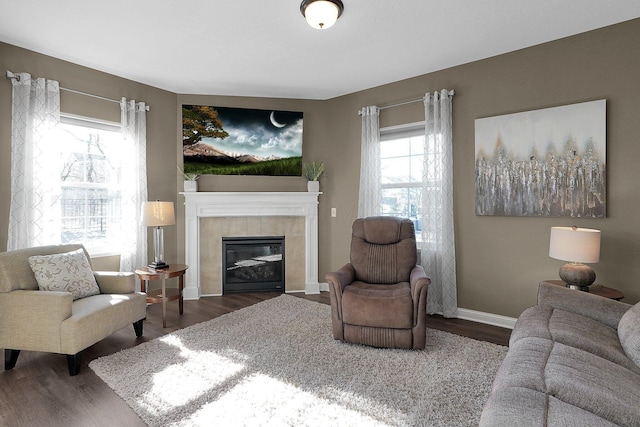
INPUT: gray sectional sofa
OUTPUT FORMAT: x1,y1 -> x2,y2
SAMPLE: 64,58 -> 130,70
480,281 -> 640,426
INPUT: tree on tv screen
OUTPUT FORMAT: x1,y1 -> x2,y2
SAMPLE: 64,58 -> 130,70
182,105 -> 229,146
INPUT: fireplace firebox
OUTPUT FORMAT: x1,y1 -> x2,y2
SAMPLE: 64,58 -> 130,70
222,236 -> 285,293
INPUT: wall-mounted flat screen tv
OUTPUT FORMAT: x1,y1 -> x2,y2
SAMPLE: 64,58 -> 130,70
182,105 -> 303,176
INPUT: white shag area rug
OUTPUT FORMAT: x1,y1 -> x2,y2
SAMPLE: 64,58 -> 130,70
89,295 -> 507,427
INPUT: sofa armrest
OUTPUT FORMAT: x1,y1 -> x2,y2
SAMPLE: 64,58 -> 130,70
537,281 -> 631,329
410,265 -> 431,299
325,263 -> 355,322
94,271 -> 136,294
326,263 -> 355,294
410,265 -> 430,323
0,290 -> 72,352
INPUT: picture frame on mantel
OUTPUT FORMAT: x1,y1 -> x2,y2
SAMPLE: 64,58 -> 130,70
182,105 -> 303,177
474,99 -> 606,218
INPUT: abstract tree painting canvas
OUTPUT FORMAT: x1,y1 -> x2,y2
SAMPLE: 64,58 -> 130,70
475,100 -> 606,217
182,105 -> 303,176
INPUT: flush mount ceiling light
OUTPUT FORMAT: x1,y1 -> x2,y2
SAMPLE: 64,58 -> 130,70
300,0 -> 344,29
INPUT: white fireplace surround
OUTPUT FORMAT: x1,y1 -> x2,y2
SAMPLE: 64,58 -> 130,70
181,192 -> 321,299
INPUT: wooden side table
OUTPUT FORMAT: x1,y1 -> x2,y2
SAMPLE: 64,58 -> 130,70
135,264 -> 188,327
543,280 -> 624,301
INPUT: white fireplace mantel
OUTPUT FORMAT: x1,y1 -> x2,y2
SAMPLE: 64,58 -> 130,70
180,192 -> 321,299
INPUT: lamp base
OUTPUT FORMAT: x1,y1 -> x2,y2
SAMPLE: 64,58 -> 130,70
564,283 -> 592,292
559,263 -> 596,292
149,261 -> 169,269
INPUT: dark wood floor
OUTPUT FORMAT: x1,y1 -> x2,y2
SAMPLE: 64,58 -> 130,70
0,292 -> 511,427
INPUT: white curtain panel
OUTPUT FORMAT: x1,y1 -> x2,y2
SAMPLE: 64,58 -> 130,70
119,98 -> 148,273
358,106 -> 381,217
7,73 -> 61,250
422,89 -> 458,317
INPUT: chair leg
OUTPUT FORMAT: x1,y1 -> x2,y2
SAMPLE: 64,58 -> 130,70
133,319 -> 144,337
4,349 -> 20,370
67,353 -> 81,376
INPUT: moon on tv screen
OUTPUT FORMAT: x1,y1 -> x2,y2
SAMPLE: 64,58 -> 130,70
270,111 -> 286,128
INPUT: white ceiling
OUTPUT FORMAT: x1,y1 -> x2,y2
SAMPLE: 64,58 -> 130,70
1,1 -> 640,100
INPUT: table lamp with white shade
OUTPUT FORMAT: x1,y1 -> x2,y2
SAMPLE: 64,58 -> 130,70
141,201 -> 175,269
549,226 -> 601,291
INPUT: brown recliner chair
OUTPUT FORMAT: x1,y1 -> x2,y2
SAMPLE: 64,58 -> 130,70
326,216 -> 431,349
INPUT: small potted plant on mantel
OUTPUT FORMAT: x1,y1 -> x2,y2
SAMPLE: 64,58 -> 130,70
178,166 -> 200,192
302,161 -> 324,192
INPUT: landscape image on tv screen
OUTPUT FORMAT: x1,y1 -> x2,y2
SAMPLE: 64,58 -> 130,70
182,105 -> 303,176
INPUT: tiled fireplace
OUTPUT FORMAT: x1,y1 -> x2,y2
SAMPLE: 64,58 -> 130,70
181,192 -> 321,299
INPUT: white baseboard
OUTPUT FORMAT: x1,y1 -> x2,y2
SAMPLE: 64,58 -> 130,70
305,282 -> 320,295
183,288 -> 202,300
319,282 -> 329,292
199,292 -> 222,298
456,308 -> 517,330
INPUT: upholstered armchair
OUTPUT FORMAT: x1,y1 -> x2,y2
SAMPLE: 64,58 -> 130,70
0,244 -> 147,375
326,216 -> 431,349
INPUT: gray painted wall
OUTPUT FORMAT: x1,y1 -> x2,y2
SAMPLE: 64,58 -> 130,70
319,19 -> 640,316
1,18 -> 639,318
0,42 -> 178,266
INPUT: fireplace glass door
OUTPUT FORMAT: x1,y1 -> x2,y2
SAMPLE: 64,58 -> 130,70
222,236 -> 285,293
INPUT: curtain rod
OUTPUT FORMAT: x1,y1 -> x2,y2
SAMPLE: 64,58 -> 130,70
6,70 -> 150,111
357,98 -> 423,116
358,90 -> 455,115
379,98 -> 424,111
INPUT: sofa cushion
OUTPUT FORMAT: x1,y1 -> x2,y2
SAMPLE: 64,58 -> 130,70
546,342 -> 640,426
350,217 -> 417,284
512,305 -> 638,372
548,308 -> 638,372
28,249 -> 100,301
342,281 -> 413,329
479,387 -> 549,427
483,337 -> 640,426
619,302 -> 640,368
547,395 -> 620,427
490,336 -> 552,393
0,244 -> 84,292
60,292 -> 146,354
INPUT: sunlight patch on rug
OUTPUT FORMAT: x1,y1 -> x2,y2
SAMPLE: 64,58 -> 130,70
138,335 -> 247,415
186,373 -> 390,426
89,295 -> 507,426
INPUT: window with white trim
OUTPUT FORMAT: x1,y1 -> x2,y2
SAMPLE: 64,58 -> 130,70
380,122 -> 425,239
56,115 -> 124,255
